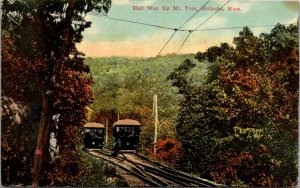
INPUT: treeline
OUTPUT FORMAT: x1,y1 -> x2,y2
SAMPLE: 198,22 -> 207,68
169,24 -> 298,186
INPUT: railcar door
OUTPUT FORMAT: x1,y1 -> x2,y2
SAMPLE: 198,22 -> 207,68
83,128 -> 91,148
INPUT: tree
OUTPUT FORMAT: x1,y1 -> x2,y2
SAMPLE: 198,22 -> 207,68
1,28 -> 42,186
167,59 -> 218,177
169,24 -> 298,186
150,138 -> 183,167
212,25 -> 298,186
2,0 -> 111,185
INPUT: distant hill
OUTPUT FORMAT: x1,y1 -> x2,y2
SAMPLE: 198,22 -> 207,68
84,54 -> 208,120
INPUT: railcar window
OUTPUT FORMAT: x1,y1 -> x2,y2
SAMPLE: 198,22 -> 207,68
134,127 -> 139,135
84,128 -> 90,133
115,126 -> 140,135
90,130 -> 95,136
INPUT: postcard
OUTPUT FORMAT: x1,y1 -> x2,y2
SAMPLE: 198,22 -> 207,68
1,0 -> 299,187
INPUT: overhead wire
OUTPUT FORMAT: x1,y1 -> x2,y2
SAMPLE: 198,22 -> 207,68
194,23 -> 295,31
177,0 -> 211,30
193,0 -> 230,31
89,12 -> 295,33
89,12 -> 296,33
177,31 -> 192,53
156,0 -> 211,56
89,12 -> 175,31
89,9 -> 297,55
176,0 -> 230,54
157,30 -> 177,56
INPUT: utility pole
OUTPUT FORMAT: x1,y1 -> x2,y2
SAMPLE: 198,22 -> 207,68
153,95 -> 158,155
105,118 -> 108,147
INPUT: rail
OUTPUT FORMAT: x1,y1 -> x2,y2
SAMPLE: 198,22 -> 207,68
88,149 -> 223,187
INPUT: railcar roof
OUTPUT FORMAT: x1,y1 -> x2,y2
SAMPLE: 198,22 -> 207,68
113,119 -> 141,126
83,122 -> 105,128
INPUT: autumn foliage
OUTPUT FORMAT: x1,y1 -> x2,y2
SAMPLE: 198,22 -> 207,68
148,138 -> 183,167
1,0 -> 111,186
169,24 -> 298,186
1,33 -> 41,186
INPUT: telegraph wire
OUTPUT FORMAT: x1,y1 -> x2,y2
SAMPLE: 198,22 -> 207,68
177,0 -> 211,29
89,12 -> 176,31
176,0 -> 230,54
194,23 -> 295,31
193,0 -> 230,31
157,30 -> 177,56
90,12 -> 296,33
157,0 -> 211,56
89,11 -> 297,55
177,30 -> 192,53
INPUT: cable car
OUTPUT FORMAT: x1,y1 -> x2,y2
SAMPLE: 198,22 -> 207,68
83,122 -> 105,149
112,119 -> 141,153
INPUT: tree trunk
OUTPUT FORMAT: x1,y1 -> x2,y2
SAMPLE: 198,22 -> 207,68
32,93 -> 52,186
31,1 -> 77,186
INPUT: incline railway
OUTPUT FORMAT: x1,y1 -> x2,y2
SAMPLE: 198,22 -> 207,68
88,149 -> 223,187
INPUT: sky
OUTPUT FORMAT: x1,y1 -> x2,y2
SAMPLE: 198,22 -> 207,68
76,0 -> 299,57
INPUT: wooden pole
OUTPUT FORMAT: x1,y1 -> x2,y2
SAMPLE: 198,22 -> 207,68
153,95 -> 158,155
105,118 -> 108,147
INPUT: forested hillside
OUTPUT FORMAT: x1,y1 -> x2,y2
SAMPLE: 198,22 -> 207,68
85,54 -> 209,150
169,24 -> 298,186
86,23 -> 298,187
2,0 -> 297,186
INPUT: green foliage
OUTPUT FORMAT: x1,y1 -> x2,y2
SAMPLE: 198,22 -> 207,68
77,149 -> 128,187
85,55 -> 194,117
195,43 -> 231,63
85,54 -> 198,149
170,24 -> 298,186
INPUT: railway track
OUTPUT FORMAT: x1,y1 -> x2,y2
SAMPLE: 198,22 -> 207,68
88,149 -> 223,187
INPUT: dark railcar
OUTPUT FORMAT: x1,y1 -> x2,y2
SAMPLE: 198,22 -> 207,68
113,119 -> 141,153
83,122 -> 105,149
